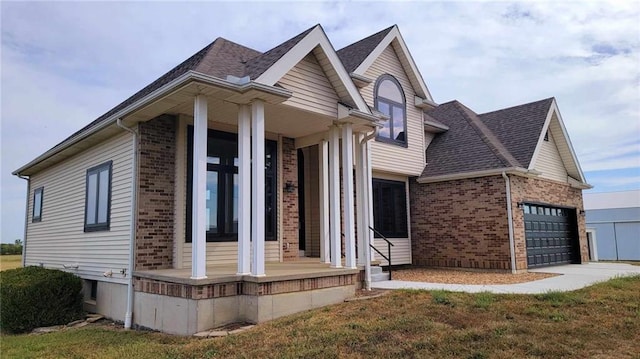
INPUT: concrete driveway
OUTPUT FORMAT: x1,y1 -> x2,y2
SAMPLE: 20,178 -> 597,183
371,262 -> 640,294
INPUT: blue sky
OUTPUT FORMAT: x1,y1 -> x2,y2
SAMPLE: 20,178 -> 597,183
1,1 -> 639,242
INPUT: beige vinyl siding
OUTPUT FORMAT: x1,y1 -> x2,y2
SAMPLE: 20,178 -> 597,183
535,130 -> 568,182
25,132 -> 134,284
373,238 -> 411,265
181,242 -> 280,266
277,53 -> 339,117
362,44 -> 425,176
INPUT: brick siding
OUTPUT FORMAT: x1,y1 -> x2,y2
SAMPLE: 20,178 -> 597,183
410,176 -> 512,270
410,174 -> 588,271
281,137 -> 299,260
135,115 -> 176,270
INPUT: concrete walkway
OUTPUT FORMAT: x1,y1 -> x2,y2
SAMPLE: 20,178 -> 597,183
371,262 -> 640,294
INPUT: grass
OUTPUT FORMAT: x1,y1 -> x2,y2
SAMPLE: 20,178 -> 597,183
2,275 -> 639,358
0,255 -> 22,271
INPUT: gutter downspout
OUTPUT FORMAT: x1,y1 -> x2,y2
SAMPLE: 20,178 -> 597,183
116,118 -> 138,330
502,172 -> 517,274
18,175 -> 30,267
360,129 -> 378,290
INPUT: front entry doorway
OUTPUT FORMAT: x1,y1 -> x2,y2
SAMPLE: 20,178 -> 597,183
298,145 -> 321,258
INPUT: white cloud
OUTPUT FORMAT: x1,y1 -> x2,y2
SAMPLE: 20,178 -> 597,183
1,1 -> 639,241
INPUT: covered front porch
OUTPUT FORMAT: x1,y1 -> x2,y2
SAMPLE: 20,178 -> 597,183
121,68 -> 382,334
126,74 -> 381,279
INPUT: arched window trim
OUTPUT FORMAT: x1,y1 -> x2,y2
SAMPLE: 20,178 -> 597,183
374,74 -> 407,147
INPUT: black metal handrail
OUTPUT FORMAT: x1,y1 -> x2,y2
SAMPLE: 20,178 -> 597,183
368,226 -> 394,280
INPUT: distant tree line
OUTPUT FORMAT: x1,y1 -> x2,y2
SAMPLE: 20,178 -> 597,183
1,240 -> 23,255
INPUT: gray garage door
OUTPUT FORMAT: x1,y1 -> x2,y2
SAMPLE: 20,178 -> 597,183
524,204 -> 580,267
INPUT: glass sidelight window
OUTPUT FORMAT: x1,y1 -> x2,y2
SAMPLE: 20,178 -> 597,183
186,128 -> 277,242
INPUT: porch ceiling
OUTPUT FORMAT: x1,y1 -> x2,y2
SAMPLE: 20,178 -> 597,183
124,82 -> 335,139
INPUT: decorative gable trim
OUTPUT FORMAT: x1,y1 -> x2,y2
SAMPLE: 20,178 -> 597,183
352,26 -> 435,104
255,25 -> 370,114
528,99 -> 588,184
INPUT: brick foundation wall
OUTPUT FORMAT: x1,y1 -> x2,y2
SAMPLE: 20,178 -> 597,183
281,137 -> 299,261
410,176 -> 512,270
136,115 -> 176,270
134,273 -> 356,299
509,176 -> 588,270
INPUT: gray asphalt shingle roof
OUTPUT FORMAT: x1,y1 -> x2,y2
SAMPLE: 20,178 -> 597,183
421,98 -> 553,179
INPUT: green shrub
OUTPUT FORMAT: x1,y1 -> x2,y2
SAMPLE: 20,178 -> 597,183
0,266 -> 84,333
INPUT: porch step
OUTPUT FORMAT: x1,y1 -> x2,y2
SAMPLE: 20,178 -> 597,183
370,265 -> 389,282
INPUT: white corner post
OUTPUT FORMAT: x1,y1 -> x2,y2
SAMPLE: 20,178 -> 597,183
355,132 -> 366,266
366,140 -> 376,262
251,100 -> 266,276
237,105 -> 251,275
191,95 -> 208,279
342,124 -> 356,269
329,125 -> 342,268
319,140 -> 331,264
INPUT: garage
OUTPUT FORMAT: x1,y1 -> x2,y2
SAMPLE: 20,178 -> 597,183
524,203 -> 580,267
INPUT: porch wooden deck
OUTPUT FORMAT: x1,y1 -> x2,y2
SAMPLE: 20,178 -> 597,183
133,259 -> 360,285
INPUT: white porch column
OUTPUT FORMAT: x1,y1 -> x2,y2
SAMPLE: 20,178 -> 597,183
251,100 -> 266,276
355,133 -> 366,266
366,140 -> 376,262
191,95 -> 208,279
342,124 -> 356,269
319,140 -> 330,264
237,105 -> 251,275
329,125 -> 342,268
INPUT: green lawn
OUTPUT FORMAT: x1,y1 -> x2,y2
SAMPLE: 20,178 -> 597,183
2,275 -> 639,358
0,255 -> 21,271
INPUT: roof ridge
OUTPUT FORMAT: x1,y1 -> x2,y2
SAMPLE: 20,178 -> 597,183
454,101 -> 522,168
479,97 -> 554,116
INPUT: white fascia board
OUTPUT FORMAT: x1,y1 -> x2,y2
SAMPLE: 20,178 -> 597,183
353,26 -> 434,102
13,71 -> 292,176
255,26 -> 370,114
550,100 -> 588,183
416,167 -> 533,184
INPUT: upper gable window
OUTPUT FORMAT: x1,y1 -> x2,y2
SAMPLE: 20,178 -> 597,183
375,74 -> 406,146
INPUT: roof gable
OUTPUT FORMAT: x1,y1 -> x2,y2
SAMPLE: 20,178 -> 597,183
337,26 -> 394,73
528,99 -> 587,183
252,25 -> 369,113
339,25 -> 434,103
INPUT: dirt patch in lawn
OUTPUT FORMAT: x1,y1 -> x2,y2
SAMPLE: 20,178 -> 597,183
393,267 -> 558,285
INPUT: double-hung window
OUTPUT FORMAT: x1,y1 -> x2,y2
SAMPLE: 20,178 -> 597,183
372,179 -> 408,238
375,74 -> 407,146
32,187 -> 43,222
84,161 -> 112,232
